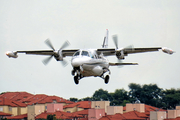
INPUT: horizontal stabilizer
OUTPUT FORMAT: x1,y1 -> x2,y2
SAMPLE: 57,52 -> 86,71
109,62 -> 138,66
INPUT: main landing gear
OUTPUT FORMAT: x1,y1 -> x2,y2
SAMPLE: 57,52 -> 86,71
74,75 -> 79,84
104,75 -> 109,84
72,68 -> 82,85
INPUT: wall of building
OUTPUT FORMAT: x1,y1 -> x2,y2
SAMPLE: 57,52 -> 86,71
150,111 -> 166,120
126,103 -> 145,113
107,106 -> 123,115
168,109 -> 180,119
88,109 -> 105,120
91,101 -> 110,113
77,107 -> 84,112
64,106 -> 77,113
27,104 -> 45,120
11,107 -> 18,116
0,106 -> 9,114
176,106 -> 180,110
20,107 -> 27,115
47,103 -> 63,112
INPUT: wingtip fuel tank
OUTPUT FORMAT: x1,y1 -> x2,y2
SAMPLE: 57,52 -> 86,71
6,51 -> 18,58
162,47 -> 174,55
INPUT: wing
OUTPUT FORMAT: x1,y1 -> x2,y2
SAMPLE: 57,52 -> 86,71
6,49 -> 79,59
97,47 -> 162,56
17,49 -> 79,57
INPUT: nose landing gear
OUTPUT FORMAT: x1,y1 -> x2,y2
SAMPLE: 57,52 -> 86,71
72,67 -> 82,85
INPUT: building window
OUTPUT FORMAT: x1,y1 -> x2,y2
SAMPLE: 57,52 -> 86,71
0,107 -> 3,111
9,107 -> 12,111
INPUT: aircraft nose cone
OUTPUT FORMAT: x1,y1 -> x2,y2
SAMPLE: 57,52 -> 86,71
71,58 -> 81,67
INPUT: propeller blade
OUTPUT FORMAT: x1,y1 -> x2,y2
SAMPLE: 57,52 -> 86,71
112,35 -> 118,49
60,40 -> 70,50
42,55 -> 53,65
45,38 -> 55,51
60,59 -> 68,67
125,45 -> 134,51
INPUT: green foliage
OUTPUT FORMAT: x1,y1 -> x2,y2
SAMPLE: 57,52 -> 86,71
0,92 -> 6,95
163,88 -> 180,109
47,114 -> 56,120
110,89 -> 130,106
68,83 -> 180,109
92,88 -> 113,101
69,97 -> 78,102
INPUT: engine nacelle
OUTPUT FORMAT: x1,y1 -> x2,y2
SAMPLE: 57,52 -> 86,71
54,50 -> 63,61
6,51 -> 18,58
162,47 -> 174,55
116,50 -> 125,59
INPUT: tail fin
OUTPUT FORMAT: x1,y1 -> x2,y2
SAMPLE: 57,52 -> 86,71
102,29 -> 109,48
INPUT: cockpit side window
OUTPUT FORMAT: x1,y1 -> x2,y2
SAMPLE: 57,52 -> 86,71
81,51 -> 89,57
74,51 -> 80,56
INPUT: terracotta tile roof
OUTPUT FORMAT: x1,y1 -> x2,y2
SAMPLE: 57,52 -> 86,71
6,114 -> 27,119
0,92 -> 73,107
37,96 -> 73,104
123,111 -> 148,118
63,101 -> 91,109
35,111 -> 82,119
0,112 -> 12,116
99,113 -> 126,120
0,97 -> 26,107
144,104 -> 166,116
0,92 -> 20,100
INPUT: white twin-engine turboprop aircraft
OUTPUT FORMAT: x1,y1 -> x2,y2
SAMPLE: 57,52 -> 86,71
6,30 -> 174,84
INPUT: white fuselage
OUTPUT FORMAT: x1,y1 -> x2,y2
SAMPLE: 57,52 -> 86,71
71,49 -> 109,77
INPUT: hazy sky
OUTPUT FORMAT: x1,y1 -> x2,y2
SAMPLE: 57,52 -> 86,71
0,0 -> 180,99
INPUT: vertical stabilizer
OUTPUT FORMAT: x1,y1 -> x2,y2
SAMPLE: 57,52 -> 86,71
102,29 -> 109,48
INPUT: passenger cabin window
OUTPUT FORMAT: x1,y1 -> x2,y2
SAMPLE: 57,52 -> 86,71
81,51 -> 89,57
74,51 -> 80,56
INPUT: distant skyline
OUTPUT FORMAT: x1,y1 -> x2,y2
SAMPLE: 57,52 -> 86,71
0,0 -> 180,99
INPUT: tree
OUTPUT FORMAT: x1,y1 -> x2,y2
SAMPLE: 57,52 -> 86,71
47,114 -> 56,120
128,83 -> 165,108
69,97 -> 78,102
163,88 -> 180,109
110,89 -> 130,106
92,88 -> 113,101
128,83 -> 141,102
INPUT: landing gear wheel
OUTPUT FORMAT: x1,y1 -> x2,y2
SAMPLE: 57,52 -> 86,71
74,76 -> 79,85
71,70 -> 75,76
104,75 -> 109,84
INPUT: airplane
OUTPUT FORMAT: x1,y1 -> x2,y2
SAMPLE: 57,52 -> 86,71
6,29 -> 174,84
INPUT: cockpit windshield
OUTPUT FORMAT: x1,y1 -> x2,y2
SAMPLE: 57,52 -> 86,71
81,51 -> 89,57
73,50 -> 91,57
74,51 -> 80,56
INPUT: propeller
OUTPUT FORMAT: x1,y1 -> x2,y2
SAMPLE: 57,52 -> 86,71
112,35 -> 134,67
42,38 -> 70,66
